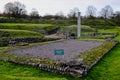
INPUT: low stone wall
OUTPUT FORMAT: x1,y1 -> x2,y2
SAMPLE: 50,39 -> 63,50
1,56 -> 86,77
85,41 -> 119,74
6,60 -> 73,76
89,32 -> 119,39
0,37 -> 41,47
0,37 -> 60,47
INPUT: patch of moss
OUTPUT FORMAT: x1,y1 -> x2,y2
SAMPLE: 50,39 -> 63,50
77,41 -> 117,66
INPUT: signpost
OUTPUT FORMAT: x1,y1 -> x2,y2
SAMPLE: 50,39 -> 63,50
54,49 -> 64,55
54,49 -> 64,62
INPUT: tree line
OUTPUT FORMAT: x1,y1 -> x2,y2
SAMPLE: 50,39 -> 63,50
0,1 -> 120,25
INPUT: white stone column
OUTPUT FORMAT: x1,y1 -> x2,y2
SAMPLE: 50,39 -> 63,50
77,12 -> 81,38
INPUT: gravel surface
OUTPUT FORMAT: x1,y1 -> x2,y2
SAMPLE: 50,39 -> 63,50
9,40 -> 103,62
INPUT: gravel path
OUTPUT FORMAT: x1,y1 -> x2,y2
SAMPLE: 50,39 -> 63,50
9,40 -> 103,62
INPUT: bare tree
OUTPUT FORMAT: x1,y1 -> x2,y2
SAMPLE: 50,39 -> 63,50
67,8 -> 79,19
42,14 -> 53,19
4,1 -> 27,18
100,5 -> 113,19
55,11 -> 65,19
4,2 -> 13,18
0,11 -> 1,17
30,8 -> 39,19
112,11 -> 120,25
86,5 -> 97,18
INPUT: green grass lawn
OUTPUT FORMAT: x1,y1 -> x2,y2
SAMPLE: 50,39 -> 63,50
0,60 -> 68,80
0,43 -> 120,80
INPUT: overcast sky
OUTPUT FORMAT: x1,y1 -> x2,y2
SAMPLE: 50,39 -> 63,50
0,0 -> 120,16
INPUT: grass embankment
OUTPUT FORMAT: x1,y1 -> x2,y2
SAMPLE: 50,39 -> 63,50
79,27 -> 120,41
0,23 -> 56,31
0,23 -> 55,39
82,19 -> 117,29
0,29 -> 44,38
62,25 -> 118,40
61,25 -> 94,38
0,23 -> 58,41
99,28 -> 120,41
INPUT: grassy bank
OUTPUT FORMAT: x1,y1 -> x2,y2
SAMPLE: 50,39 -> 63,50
79,27 -> 120,41
99,28 -> 120,41
0,23 -> 56,31
84,43 -> 120,80
0,29 -> 44,38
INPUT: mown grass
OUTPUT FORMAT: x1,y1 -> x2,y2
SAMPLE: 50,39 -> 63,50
0,60 -> 68,80
0,29 -> 44,38
0,23 -> 56,31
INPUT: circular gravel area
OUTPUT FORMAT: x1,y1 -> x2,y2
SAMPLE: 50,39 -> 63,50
9,40 -> 103,61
